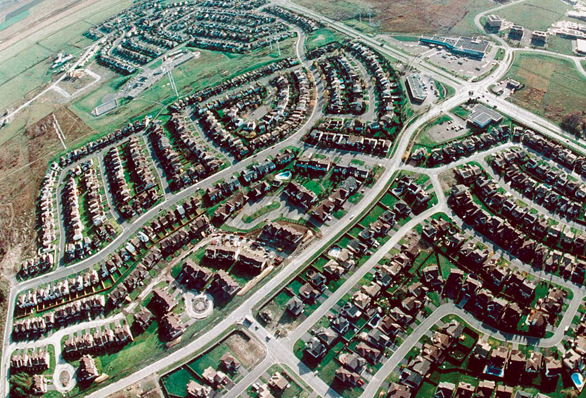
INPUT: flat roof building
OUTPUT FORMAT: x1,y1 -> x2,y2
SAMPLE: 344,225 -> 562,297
406,73 -> 427,103
486,15 -> 503,30
420,35 -> 489,58
468,104 -> 503,129
576,38 -> 586,54
509,25 -> 524,38
532,31 -> 548,44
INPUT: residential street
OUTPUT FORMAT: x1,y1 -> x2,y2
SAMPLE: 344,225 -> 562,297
5,0 -> 586,397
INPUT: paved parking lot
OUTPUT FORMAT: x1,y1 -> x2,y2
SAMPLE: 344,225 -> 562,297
424,45 -> 499,80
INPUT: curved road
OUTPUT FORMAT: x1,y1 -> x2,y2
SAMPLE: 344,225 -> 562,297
4,0 -> 586,397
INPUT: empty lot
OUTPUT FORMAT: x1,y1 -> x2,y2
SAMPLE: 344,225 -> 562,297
505,53 -> 586,124
497,0 -> 569,32
293,0 -> 495,36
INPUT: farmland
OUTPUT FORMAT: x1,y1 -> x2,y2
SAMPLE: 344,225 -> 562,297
505,53 -> 586,124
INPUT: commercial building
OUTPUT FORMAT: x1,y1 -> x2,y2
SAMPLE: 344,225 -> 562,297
576,38 -> 586,55
531,31 -> 547,45
467,104 -> 503,129
485,15 -> 503,31
420,36 -> 490,59
405,73 -> 427,103
509,25 -> 524,39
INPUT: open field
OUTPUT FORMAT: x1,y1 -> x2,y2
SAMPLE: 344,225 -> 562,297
71,38 -> 297,132
505,53 -> 586,124
0,107 -> 94,273
497,0 -> 570,32
305,28 -> 346,50
0,0 -> 134,111
293,0 -> 495,36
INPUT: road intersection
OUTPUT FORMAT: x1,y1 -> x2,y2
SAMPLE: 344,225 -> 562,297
3,0 -> 586,397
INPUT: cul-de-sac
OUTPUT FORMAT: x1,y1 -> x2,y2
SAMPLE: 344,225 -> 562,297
5,0 -> 586,398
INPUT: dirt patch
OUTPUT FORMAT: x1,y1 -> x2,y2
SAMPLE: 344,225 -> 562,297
439,169 -> 456,195
57,71 -> 99,96
225,330 -> 265,368
108,373 -> 164,398
0,107 -> 94,274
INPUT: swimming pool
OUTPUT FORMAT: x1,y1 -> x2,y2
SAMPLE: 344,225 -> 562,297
572,373 -> 584,390
275,170 -> 292,181
328,246 -> 341,258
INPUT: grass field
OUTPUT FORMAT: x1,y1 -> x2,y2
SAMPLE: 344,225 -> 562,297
545,35 -> 575,57
161,367 -> 194,397
293,0 -> 496,36
305,28 -> 345,50
505,52 -> 586,124
0,0 -> 134,111
71,37 -> 297,132
99,321 -> 165,378
497,0 -> 569,32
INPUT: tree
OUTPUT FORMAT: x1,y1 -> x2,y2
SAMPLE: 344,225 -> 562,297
9,373 -> 32,398
560,111 -> 585,136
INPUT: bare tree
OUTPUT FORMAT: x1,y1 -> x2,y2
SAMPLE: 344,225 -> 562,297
561,111 -> 585,136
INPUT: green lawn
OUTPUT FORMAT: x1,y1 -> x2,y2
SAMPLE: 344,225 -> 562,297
333,209 -> 347,219
348,226 -> 364,238
313,256 -> 330,271
305,28 -> 345,50
451,105 -> 471,120
161,367 -> 194,397
302,179 -> 323,196
349,192 -> 364,204
359,204 -> 386,227
99,321 -> 165,379
337,236 -> 352,249
497,0 -> 569,31
380,193 -> 398,208
288,279 -> 304,296
545,35 -> 575,57
187,343 -> 231,375
437,253 -> 459,279
274,290 -> 294,308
